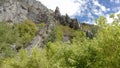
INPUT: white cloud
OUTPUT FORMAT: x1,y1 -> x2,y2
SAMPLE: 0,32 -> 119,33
93,9 -> 104,16
114,11 -> 120,21
106,11 -> 120,23
37,0 -> 119,24
38,0 -> 92,17
110,0 -> 120,3
38,0 -> 107,17
93,0 -> 107,12
106,15 -> 114,23
38,0 -> 80,16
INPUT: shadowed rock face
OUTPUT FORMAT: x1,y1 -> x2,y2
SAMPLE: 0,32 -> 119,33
53,7 -> 80,30
0,0 -> 53,23
54,6 -> 61,20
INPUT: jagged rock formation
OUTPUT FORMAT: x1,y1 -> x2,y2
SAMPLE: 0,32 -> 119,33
0,0 -> 53,23
0,0 -> 57,50
54,7 -> 79,30
0,0 -> 82,50
60,15 -> 79,29
54,6 -> 61,20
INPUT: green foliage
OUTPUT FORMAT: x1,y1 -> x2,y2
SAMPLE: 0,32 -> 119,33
36,23 -> 46,29
46,24 -> 65,43
0,20 -> 37,59
110,13 -> 115,19
1,48 -> 48,68
47,28 -> 56,42
15,20 -> 37,47
1,14 -> 120,68
0,22 -> 16,58
55,25 -> 64,41
46,24 -> 82,43
96,16 -> 107,26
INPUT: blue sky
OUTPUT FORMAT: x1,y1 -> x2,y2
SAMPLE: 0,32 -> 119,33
38,0 -> 120,24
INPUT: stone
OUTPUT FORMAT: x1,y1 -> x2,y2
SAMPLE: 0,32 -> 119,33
0,0 -> 57,50
0,0 -> 54,23
54,6 -> 61,20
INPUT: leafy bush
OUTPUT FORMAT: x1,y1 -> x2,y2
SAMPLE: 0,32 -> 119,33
1,14 -> 120,68
1,48 -> 48,68
36,23 -> 46,29
0,22 -> 16,58
0,20 -> 37,59
46,24 -> 82,42
15,20 -> 37,47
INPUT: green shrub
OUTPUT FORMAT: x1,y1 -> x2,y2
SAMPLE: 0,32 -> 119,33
36,23 -> 46,28
1,14 -> 120,68
0,20 -> 37,59
15,20 -> 37,47
0,48 -> 48,68
0,22 -> 16,58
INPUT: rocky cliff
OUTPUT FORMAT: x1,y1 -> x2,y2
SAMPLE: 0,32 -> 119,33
0,0 -> 54,23
0,0 -> 57,50
0,0 -> 82,50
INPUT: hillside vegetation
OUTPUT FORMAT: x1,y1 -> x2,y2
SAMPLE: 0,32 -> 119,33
0,20 -> 37,58
0,13 -> 120,68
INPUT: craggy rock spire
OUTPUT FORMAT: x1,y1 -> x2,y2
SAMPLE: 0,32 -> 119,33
54,6 -> 61,20
54,6 -> 79,30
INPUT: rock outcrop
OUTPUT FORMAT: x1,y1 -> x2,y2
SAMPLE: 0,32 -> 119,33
26,19 -> 56,51
0,0 -> 81,50
0,0 -> 57,50
53,7 -> 80,30
0,0 -> 53,23
54,6 -> 61,20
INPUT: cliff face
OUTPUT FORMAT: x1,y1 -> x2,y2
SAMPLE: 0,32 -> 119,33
0,0 -> 53,23
0,0 -> 82,50
0,0 -> 57,50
